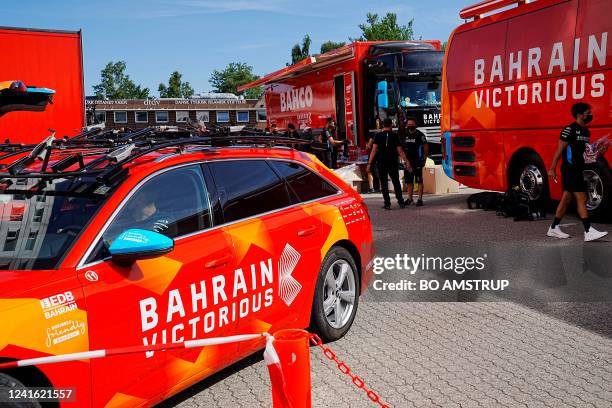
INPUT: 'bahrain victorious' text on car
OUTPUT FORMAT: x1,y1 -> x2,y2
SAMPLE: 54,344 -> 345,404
0,131 -> 374,407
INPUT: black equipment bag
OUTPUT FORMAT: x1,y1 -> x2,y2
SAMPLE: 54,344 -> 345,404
467,192 -> 502,211
497,187 -> 546,221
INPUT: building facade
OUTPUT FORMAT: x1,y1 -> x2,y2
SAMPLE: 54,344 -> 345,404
85,96 -> 266,130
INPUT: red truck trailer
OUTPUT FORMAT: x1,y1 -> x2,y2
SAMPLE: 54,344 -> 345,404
442,0 -> 611,219
239,41 -> 444,160
0,26 -> 84,144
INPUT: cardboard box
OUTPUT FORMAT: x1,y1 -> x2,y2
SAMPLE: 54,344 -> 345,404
423,165 -> 459,194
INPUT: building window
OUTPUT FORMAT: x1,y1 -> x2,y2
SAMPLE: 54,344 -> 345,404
135,111 -> 148,123
95,111 -> 106,124
156,111 -> 169,123
114,111 -> 127,124
176,111 -> 190,123
216,111 -> 229,122
196,111 -> 209,122
25,231 -> 38,251
257,110 -> 267,122
33,207 -> 44,223
4,229 -> 19,252
237,111 -> 250,123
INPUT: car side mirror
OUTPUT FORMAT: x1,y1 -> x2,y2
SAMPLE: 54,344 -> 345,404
108,229 -> 173,265
376,80 -> 389,109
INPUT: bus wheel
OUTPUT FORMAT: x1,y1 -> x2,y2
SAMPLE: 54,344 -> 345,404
584,161 -> 611,222
512,154 -> 549,203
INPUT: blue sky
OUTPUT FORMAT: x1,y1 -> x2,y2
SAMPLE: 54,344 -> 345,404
5,0 -> 475,95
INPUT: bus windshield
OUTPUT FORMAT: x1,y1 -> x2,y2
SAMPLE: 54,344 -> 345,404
398,80 -> 441,107
0,177 -> 108,270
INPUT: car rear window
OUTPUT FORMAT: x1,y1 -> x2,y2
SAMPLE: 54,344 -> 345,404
208,160 -> 293,223
0,177 -> 107,270
268,161 -> 338,202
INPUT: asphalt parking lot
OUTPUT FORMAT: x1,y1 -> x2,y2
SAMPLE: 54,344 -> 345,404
160,190 -> 612,408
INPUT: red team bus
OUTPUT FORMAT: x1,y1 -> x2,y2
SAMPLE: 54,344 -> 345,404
240,41 -> 445,160
442,0 -> 611,219
0,26 -> 84,144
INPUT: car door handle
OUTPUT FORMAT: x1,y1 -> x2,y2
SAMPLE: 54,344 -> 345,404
297,225 -> 317,237
204,254 -> 232,269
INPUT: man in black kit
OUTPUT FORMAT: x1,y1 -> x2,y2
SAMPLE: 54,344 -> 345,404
402,117 -> 429,206
366,118 -> 412,210
547,102 -> 607,242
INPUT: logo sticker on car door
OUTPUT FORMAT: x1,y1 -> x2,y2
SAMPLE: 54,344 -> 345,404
278,243 -> 302,306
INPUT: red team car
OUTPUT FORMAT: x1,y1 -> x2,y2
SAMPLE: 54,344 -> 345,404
0,129 -> 374,407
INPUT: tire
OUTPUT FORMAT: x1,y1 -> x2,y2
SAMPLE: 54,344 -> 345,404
584,160 -> 611,222
310,247 -> 360,343
510,153 -> 550,205
0,372 -> 42,408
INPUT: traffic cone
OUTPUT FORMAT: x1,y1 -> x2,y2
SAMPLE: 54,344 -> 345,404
265,329 -> 312,408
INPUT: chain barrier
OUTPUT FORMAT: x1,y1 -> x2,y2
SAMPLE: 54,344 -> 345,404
309,333 -> 390,408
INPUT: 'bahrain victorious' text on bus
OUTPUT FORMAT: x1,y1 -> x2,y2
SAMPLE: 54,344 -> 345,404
442,0 -> 612,220
473,32 -> 606,109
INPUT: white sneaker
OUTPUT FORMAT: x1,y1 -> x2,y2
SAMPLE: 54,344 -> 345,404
584,227 -> 608,242
547,226 -> 570,239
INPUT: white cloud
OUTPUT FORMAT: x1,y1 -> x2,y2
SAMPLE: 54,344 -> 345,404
139,0 -> 328,18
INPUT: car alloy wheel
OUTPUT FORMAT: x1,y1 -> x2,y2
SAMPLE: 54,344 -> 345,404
322,259 -> 356,329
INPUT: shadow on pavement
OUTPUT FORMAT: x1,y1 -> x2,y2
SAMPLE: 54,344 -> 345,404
156,352 -> 263,407
363,192 -> 612,339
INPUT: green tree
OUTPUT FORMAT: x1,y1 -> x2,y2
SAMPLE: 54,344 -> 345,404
442,41 -> 447,51
209,62 -> 262,99
158,71 -> 194,98
93,61 -> 149,99
354,12 -> 414,41
320,40 -> 346,54
290,34 -> 311,64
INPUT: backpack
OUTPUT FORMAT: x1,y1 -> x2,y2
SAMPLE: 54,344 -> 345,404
467,192 -> 502,211
497,187 -> 546,221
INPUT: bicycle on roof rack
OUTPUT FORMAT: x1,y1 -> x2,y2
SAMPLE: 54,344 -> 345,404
0,126 -> 313,197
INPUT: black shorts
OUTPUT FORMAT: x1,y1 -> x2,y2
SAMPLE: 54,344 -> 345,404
405,167 -> 423,184
561,166 -> 587,193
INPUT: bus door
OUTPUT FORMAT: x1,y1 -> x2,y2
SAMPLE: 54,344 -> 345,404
343,72 -> 357,146
334,75 -> 346,139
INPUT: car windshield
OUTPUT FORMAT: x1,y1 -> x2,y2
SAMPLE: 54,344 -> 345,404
0,177 -> 107,270
398,79 -> 441,107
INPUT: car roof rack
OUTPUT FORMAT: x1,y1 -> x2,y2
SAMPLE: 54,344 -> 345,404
0,126 -> 312,194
